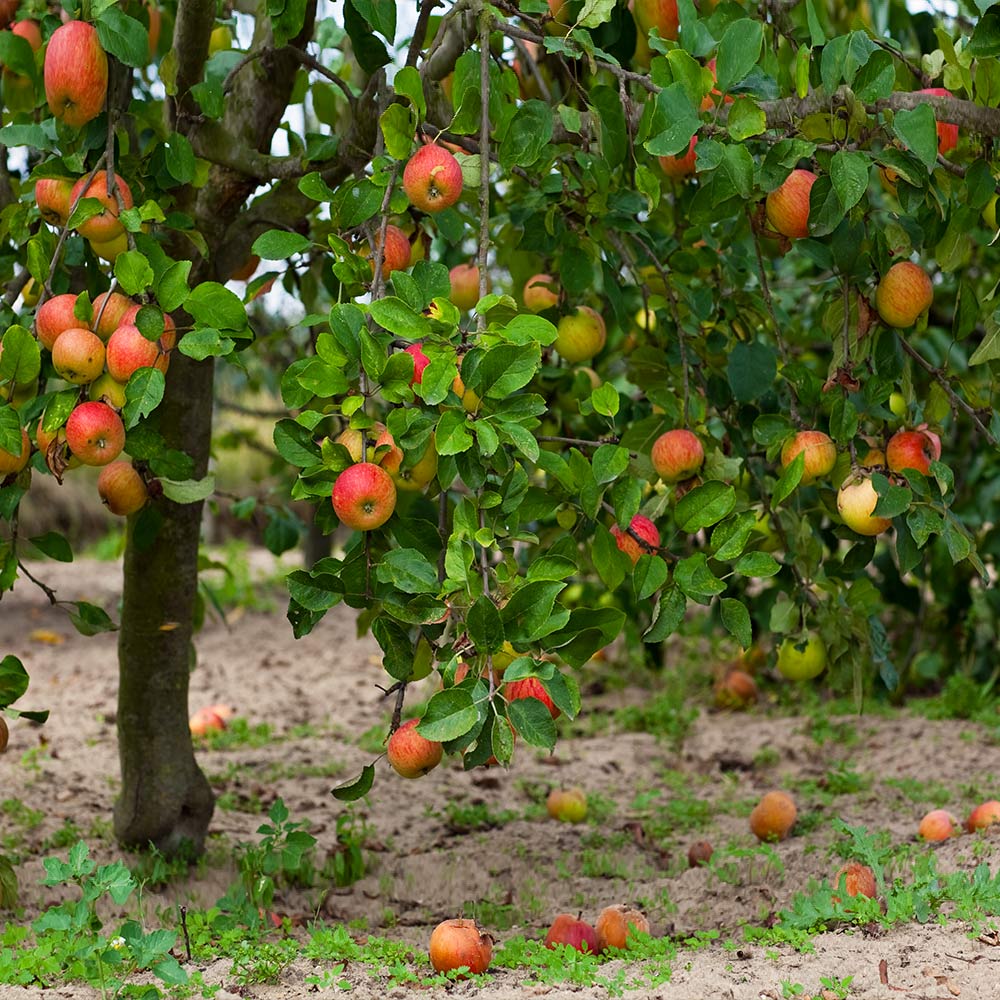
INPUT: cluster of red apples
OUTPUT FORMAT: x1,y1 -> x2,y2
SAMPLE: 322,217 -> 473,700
427,903 -> 651,974
0,260 -> 172,518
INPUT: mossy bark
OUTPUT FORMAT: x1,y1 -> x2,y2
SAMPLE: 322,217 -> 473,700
113,350 -> 215,854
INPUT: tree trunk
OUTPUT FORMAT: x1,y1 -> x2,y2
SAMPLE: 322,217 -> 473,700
113,350 -> 216,855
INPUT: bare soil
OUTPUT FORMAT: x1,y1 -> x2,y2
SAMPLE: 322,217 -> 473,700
2,557 -> 999,1000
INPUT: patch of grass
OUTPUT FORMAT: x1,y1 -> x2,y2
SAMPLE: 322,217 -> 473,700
439,800 -> 520,832
217,789 -> 269,814
801,715 -> 859,748
200,717 -> 276,751
41,819 -> 85,852
706,843 -> 785,887
883,776 -> 952,808
633,787 -> 715,838
615,694 -> 698,750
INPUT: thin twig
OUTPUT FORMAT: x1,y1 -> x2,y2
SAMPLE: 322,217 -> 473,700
476,9 -> 491,330
898,337 -> 998,447
407,0 -> 440,67
288,47 -> 357,108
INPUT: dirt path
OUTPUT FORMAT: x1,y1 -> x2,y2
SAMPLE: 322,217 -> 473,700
1,558 -> 999,999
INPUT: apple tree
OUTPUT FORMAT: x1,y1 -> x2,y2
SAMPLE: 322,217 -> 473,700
1,0 -> 999,852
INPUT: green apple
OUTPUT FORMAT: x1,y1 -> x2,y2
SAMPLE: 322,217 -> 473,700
776,634 -> 826,680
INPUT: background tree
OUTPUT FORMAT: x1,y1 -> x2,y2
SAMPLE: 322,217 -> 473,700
1,0 -> 999,856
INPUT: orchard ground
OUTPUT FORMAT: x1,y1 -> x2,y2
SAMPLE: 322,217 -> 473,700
1,552 -> 999,1000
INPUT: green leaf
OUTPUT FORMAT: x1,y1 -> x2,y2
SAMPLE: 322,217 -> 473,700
0,326 -> 40,387
343,0 -> 389,72
332,764 -> 375,801
830,150 -> 869,211
727,97 -> 766,140
115,251 -> 154,296
418,688 -> 478,742
720,597 -> 752,649
727,342 -> 776,402
369,297 -> 430,339
123,368 -> 165,429
634,554 -> 669,600
155,260 -> 190,312
969,320 -> 1000,365
0,123 -> 59,152
435,410 -> 474,455
67,601 -> 118,636
716,19 -> 763,91
508,696 -> 557,750
644,83 -> 699,157
376,548 -> 438,594
393,65 -> 426,118
177,328 -> 234,360
95,8 -> 149,68
29,531 -> 73,562
893,104 -> 939,171
273,419 -> 322,466
733,551 -> 781,578
871,474 -> 912,518
773,452 -> 804,506
578,0 -> 615,28
499,100 -> 553,169
0,654 -> 29,706
159,475 -> 215,503
969,4 -> 1000,56
467,595 -> 504,654
500,580 -> 565,644
675,481 -> 737,533
252,230 -> 313,260
592,444 -> 629,484
0,406 -> 22,456
185,282 -> 247,331
380,103 -> 414,160
644,587 -> 686,642
674,552 -> 726,601
163,132 -> 195,184
712,511 -> 757,560
286,568 -> 343,612
352,0 -> 395,39
591,382 -> 619,416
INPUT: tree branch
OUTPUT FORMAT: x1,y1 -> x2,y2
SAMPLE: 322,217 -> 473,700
169,0 -> 216,127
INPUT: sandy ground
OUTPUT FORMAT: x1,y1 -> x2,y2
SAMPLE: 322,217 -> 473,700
1,558 -> 999,999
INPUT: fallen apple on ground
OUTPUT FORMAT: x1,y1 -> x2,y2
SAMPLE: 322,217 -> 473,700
428,918 -> 492,974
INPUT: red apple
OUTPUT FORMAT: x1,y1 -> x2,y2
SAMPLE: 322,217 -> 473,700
886,428 -> 941,476
554,306 -> 606,363
524,273 -> 559,312
106,323 -> 168,381
651,428 -> 704,483
506,676 -> 559,719
428,919 -> 492,975
875,261 -> 933,329
403,145 -> 463,213
918,87 -> 958,154
92,290 -> 137,341
97,461 -> 147,515
35,177 -> 75,228
44,21 -> 109,128
449,263 -> 484,311
65,401 -> 125,466
386,718 -> 443,778
70,172 -> 133,242
189,706 -> 226,737
331,461 -> 396,530
632,0 -> 679,42
918,809 -> 960,842
404,342 -> 431,386
0,426 -> 30,475
688,841 -> 714,867
765,169 -> 817,240
369,224 -> 411,279
35,293 -> 81,351
780,430 -> 836,485
595,904 -> 650,951
966,800 -> 1000,833
51,327 -> 105,384
837,475 -> 892,536
545,914 -> 599,953
659,136 -> 697,178
833,862 -> 878,900
713,669 -> 758,709
611,514 -> 660,564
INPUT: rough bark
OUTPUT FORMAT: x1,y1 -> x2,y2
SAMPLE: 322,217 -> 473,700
113,350 -> 216,853
113,0 -> 317,855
